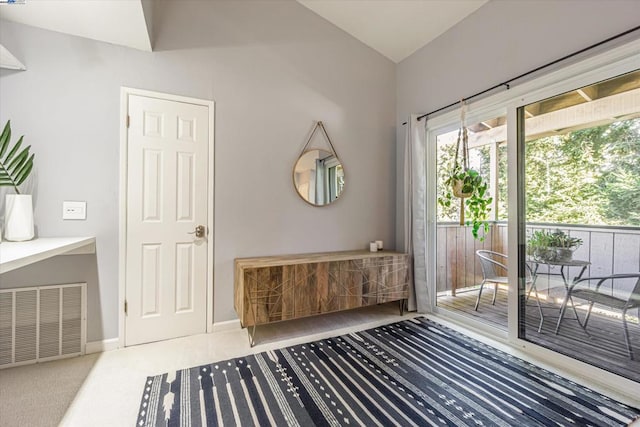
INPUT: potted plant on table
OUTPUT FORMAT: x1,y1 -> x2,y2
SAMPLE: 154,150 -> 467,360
437,102 -> 493,241
527,229 -> 583,263
0,120 -> 35,241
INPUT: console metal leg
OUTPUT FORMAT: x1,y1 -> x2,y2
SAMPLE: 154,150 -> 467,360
399,299 -> 406,316
248,324 -> 257,347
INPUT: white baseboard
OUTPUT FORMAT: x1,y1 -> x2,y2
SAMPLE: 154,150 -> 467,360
85,322 -> 242,352
85,338 -> 119,354
212,319 -> 242,332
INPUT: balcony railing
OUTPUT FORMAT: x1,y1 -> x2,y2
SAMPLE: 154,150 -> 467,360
436,221 -> 640,382
436,222 -> 640,297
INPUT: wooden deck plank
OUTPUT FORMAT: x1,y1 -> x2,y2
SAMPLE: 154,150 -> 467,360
437,289 -> 640,382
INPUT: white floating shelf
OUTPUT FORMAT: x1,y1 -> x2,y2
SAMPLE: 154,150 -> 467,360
0,237 -> 96,274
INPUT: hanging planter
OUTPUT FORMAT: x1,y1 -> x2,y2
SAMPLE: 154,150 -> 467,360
451,167 -> 484,199
450,126 -> 474,198
452,178 -> 473,198
438,101 -> 493,241
0,120 -> 35,241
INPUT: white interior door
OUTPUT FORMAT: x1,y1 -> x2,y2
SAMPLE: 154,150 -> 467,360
125,94 -> 209,346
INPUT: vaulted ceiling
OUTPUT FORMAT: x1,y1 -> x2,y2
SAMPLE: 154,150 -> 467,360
296,0 -> 487,63
0,0 -> 153,52
0,0 -> 488,64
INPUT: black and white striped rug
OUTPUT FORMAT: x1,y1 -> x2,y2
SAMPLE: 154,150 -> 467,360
137,317 -> 639,426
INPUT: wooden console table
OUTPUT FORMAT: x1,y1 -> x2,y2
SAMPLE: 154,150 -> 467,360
234,250 -> 410,345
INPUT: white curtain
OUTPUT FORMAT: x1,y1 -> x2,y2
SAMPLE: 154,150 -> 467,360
403,114 -> 429,312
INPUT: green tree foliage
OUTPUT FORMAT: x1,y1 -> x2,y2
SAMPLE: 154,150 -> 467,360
497,143 -> 508,220
525,118 -> 640,226
437,118 -> 640,227
436,141 -> 458,221
599,120 -> 640,225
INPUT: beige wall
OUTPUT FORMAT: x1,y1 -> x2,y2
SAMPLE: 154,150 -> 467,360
0,1 -> 397,342
395,0 -> 640,250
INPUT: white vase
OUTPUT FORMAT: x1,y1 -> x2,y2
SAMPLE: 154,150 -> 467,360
4,194 -> 34,241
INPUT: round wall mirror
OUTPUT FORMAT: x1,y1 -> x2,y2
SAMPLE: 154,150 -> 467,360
293,149 -> 345,206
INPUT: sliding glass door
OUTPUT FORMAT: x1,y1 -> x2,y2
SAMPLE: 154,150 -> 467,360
518,70 -> 640,382
426,43 -> 639,399
434,113 -> 509,330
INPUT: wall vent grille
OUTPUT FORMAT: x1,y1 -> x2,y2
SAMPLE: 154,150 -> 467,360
0,283 -> 86,369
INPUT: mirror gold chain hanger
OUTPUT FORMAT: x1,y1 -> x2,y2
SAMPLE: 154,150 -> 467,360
300,121 -> 340,158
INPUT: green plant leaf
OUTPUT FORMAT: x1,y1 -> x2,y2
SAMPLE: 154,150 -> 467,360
443,167 -> 493,240
15,154 -> 34,186
0,121 -> 11,158
0,121 -> 33,193
8,147 -> 29,174
3,135 -> 23,165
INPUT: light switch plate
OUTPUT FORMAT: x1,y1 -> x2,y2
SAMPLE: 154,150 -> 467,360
63,201 -> 87,220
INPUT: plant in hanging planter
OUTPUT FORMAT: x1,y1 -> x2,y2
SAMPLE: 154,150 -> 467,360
439,166 -> 493,240
446,164 -> 483,198
0,120 -> 35,241
437,104 -> 493,241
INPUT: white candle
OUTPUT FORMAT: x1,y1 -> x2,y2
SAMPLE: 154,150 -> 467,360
375,240 -> 383,250
369,242 -> 378,252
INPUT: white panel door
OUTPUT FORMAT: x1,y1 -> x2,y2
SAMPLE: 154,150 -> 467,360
125,94 -> 209,346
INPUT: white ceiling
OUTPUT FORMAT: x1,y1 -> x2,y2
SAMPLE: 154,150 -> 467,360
297,0 -> 488,63
0,0 -> 152,52
0,1 -> 487,63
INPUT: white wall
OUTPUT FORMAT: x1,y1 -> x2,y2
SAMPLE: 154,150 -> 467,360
395,0 -> 640,250
0,1 -> 397,342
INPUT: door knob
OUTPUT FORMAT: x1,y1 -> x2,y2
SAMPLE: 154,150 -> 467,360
188,225 -> 206,238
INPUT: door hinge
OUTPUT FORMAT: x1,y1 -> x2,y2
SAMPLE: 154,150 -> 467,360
126,115 -> 130,128
124,300 -> 128,315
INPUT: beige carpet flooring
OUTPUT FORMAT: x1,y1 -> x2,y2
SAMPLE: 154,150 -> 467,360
0,353 -> 100,427
0,303 -> 408,426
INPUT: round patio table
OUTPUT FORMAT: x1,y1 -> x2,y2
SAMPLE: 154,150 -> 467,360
529,258 -> 591,334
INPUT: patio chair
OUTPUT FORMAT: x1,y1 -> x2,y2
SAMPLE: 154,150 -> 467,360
556,273 -> 640,360
474,250 -> 537,310
475,250 -> 508,310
